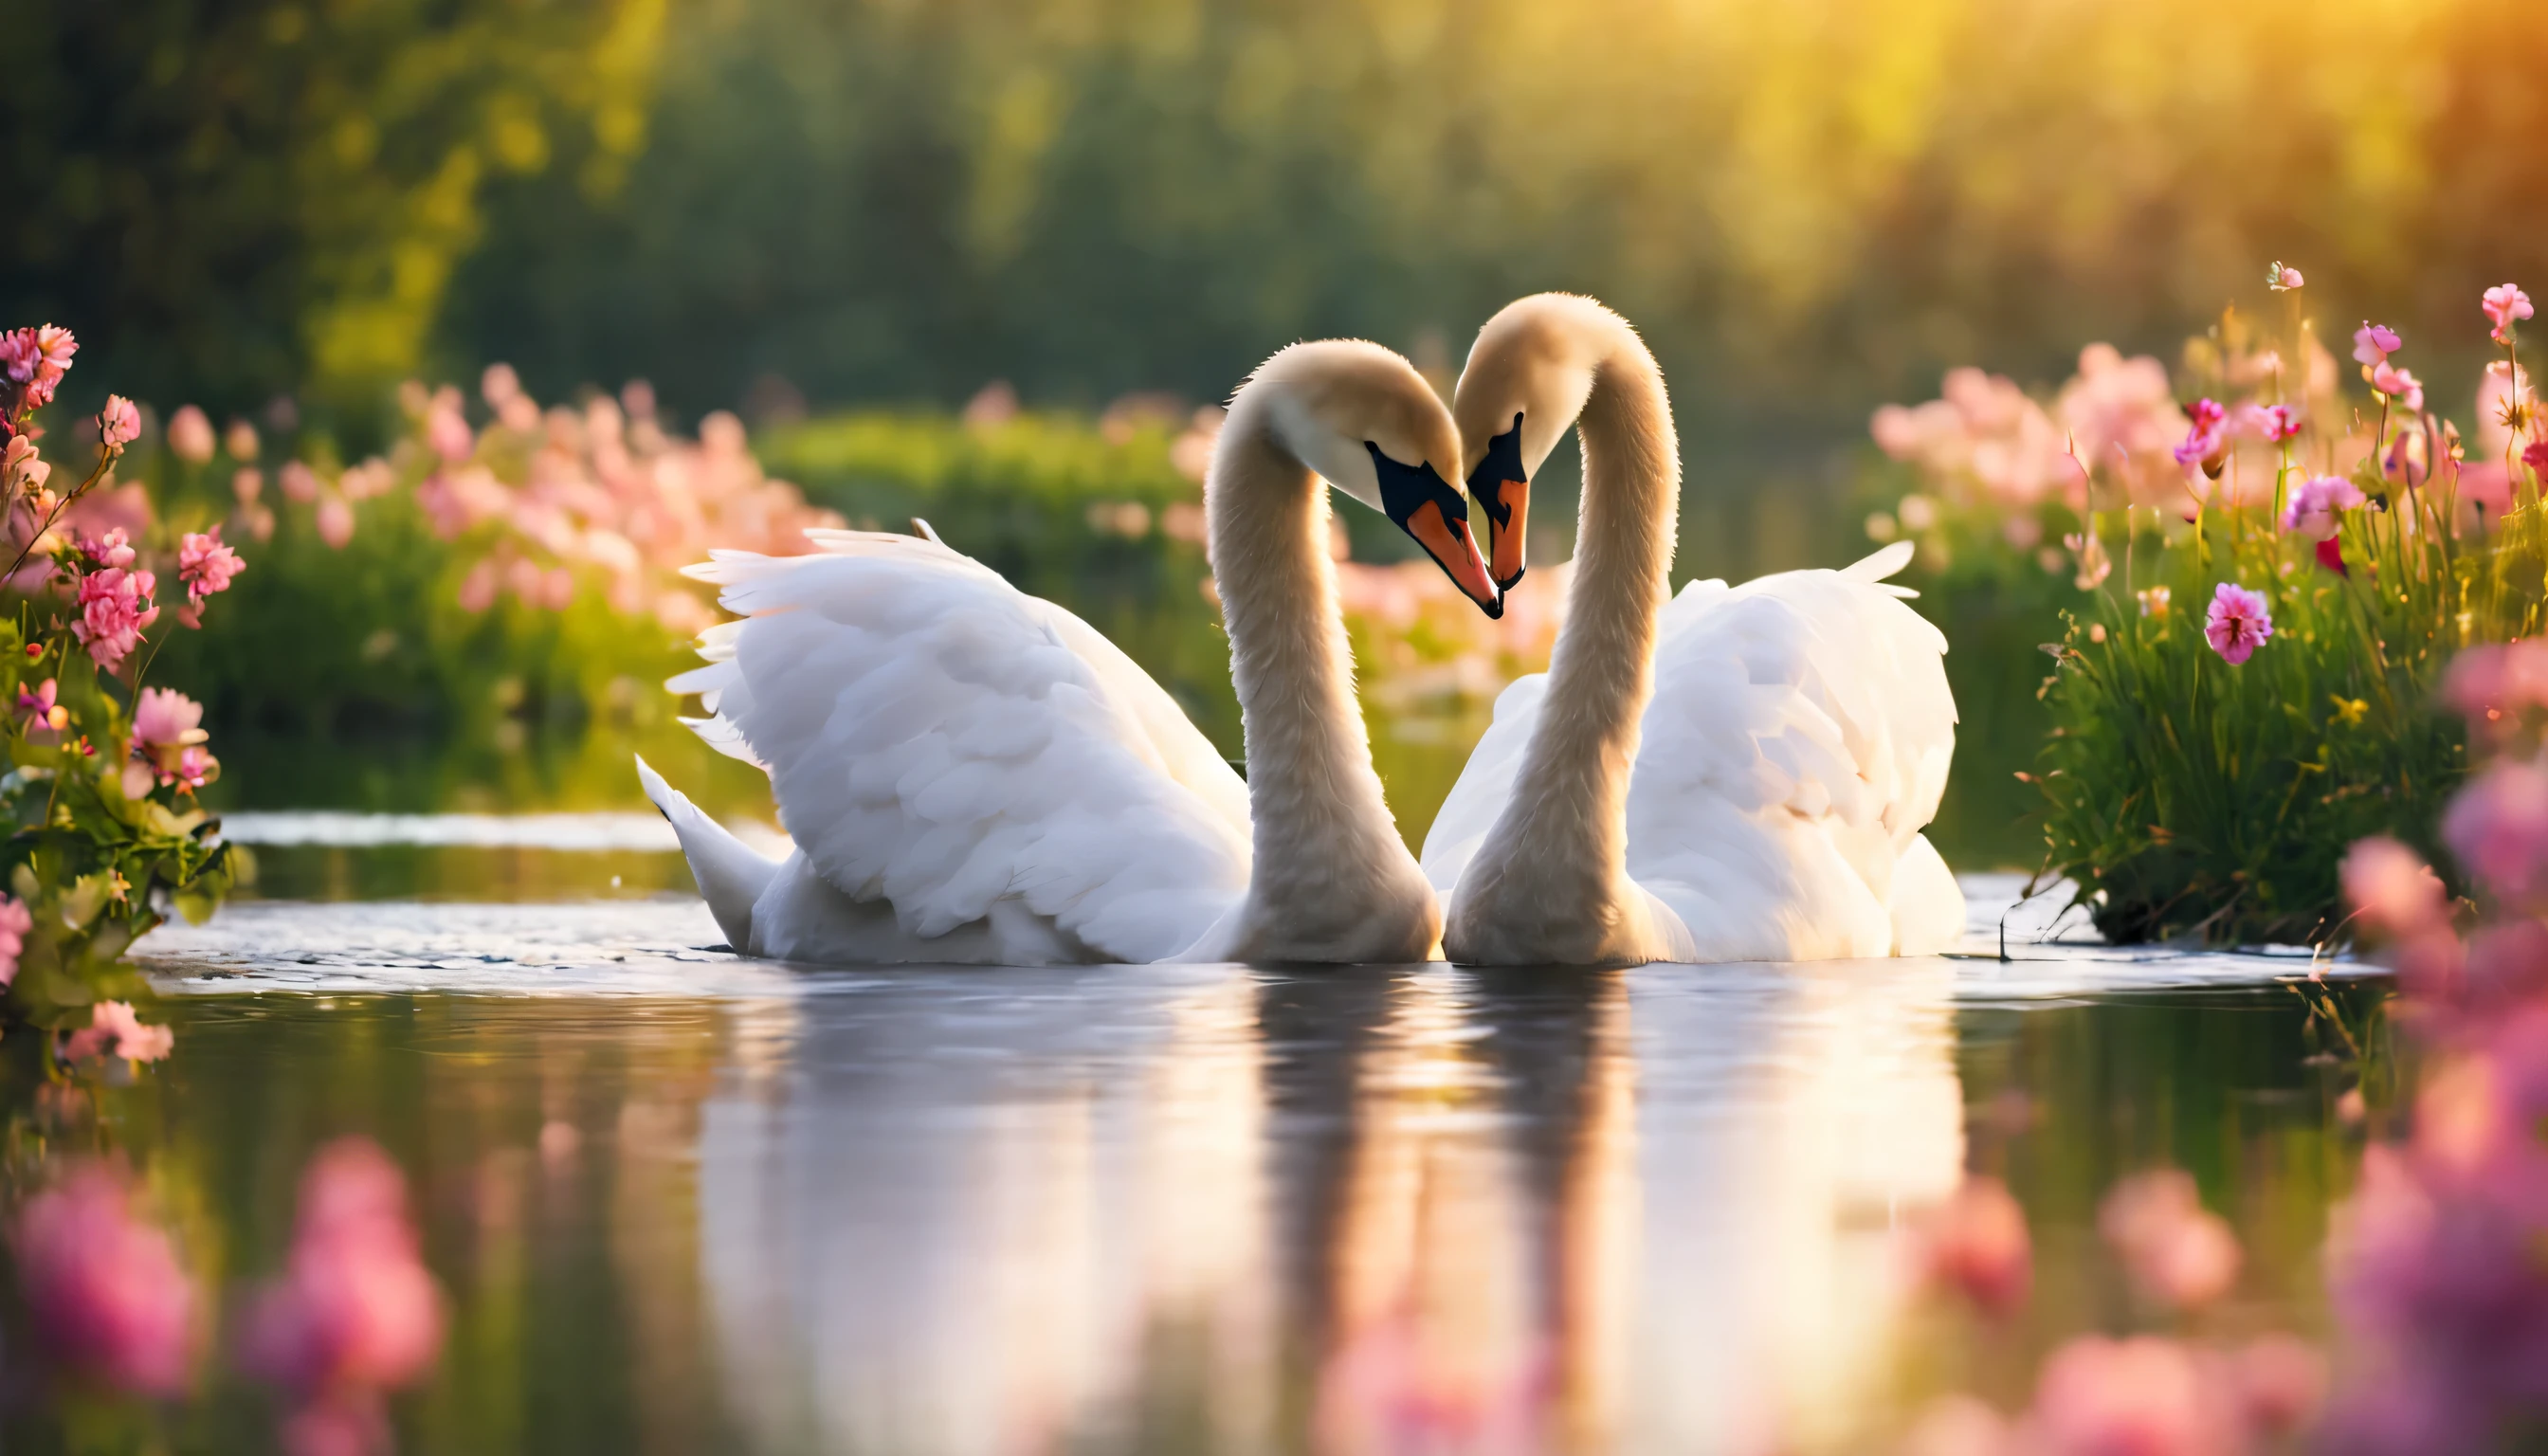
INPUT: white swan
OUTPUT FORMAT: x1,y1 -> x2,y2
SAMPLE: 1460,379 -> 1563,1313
1420,294 -> 1965,966
640,340 -> 1501,965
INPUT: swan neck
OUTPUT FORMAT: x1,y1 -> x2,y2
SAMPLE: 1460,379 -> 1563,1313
1207,416 -> 1409,901
1506,342 -> 1681,874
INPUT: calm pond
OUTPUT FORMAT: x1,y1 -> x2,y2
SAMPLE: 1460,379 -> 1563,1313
32,818 -> 2379,1455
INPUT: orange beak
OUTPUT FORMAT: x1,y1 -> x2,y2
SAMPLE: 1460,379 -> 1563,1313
1484,476 -> 1528,589
1407,499 -> 1502,617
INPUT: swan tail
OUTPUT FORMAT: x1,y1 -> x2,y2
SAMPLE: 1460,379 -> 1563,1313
636,754 -> 777,952
1840,539 -> 1920,597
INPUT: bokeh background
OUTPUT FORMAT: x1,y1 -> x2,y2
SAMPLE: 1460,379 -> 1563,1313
9,0 -> 2546,862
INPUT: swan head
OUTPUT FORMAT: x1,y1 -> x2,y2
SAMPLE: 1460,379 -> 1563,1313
1247,340 -> 1502,617
1451,293 -> 1623,592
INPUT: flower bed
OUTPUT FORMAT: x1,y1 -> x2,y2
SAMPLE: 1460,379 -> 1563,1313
1873,271 -> 2545,945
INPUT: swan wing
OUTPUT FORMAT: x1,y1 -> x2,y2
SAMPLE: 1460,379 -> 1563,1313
672,530 -> 1250,963
1626,568 -> 1960,960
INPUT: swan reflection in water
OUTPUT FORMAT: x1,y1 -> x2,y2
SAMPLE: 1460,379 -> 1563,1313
697,957 -> 1965,1455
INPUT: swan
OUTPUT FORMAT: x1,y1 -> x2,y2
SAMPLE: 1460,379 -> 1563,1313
639,339 -> 1501,965
1420,294 -> 1965,966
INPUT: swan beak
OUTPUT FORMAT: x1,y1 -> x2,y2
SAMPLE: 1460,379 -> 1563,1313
1467,412 -> 1530,592
1366,442 -> 1504,618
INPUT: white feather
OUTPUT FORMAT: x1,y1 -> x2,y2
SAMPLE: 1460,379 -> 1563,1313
662,529 -> 1251,965
1423,564 -> 1962,960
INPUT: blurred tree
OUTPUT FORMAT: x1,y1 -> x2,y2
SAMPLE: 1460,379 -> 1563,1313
0,0 -> 666,423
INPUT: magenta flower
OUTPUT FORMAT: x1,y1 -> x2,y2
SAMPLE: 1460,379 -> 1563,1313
64,1000 -> 176,1064
2371,360 -> 2426,411
2259,404 -> 2302,443
2484,283 -> 2534,344
72,566 -> 159,671
0,894 -> 28,987
2172,397 -> 2227,469
2268,263 -> 2305,292
2355,321 -> 2403,367
0,330 -> 36,384
178,526 -> 245,604
2281,474 -> 2364,534
2442,760 -> 2548,903
166,405 -> 216,464
11,1162 -> 197,1395
16,676 -> 66,734
2203,582 -> 2274,664
100,395 -> 140,449
2528,440 -> 2548,479
240,1139 -> 446,1438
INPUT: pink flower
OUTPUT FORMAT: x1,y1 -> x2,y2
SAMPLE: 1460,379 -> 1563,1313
0,329 -> 38,384
1,324 -> 76,409
2202,582 -> 2273,665
2442,760 -> 2548,903
316,493 -> 355,550
2343,836 -> 2448,937
2268,263 -> 2304,292
100,395 -> 140,449
280,460 -> 321,503
2371,361 -> 2425,411
2281,474 -> 2364,534
2354,321 -> 2402,367
72,566 -> 160,671
455,559 -> 499,612
2231,1336 -> 2326,1439
64,1000 -> 176,1064
16,676 -> 66,734
166,405 -> 217,464
1917,1175 -> 2034,1316
2441,640 -> 2548,737
2253,403 -> 2302,443
130,686 -> 214,792
2100,1169 -> 2243,1309
2315,536 -> 2347,575
2526,440 -> 2548,479
2484,283 -> 2533,344
178,526 -> 245,603
426,402 -> 474,464
0,894 -> 28,986
2023,1336 -> 2211,1456
11,1162 -> 197,1395
240,1139 -> 446,1401
2172,397 -> 2227,470
82,525 -> 136,569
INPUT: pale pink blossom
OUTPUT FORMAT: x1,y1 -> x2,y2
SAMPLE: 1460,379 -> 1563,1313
225,418 -> 260,462
2022,1336 -> 2211,1456
130,686 -> 216,792
2100,1169 -> 2243,1309
12,1162 -> 197,1394
4,434 -> 48,495
72,566 -> 160,670
100,395 -> 141,448
426,401 -> 474,464
166,405 -> 216,464
239,1139 -> 445,1414
2441,639 -> 2548,741
316,493 -> 355,549
2354,321 -> 2402,368
1916,1175 -> 2033,1315
2343,836 -> 2448,937
2202,583 -> 2273,665
2484,283 -> 2533,345
2371,361 -> 2425,411
2268,263 -> 2305,292
0,894 -> 28,986
2442,759 -> 2548,903
64,1000 -> 176,1064
2,324 -> 76,409
2281,474 -> 2363,535
2476,361 -> 2536,460
178,526 -> 245,603
280,460 -> 321,503
455,559 -> 499,612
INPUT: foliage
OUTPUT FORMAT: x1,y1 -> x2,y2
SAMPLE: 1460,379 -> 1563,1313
0,0 -> 667,418
0,330 -> 239,1049
1876,277 -> 2546,943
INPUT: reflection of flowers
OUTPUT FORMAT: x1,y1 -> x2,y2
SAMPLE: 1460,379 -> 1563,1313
64,1000 -> 177,1064
241,1138 -> 446,1456
12,1161 -> 197,1394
